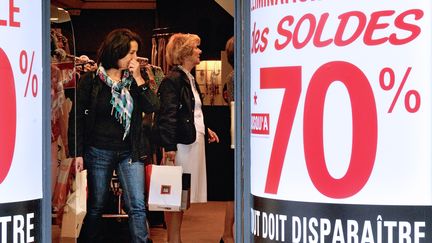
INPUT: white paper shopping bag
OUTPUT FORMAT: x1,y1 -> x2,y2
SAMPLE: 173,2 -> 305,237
147,165 -> 183,211
61,169 -> 87,238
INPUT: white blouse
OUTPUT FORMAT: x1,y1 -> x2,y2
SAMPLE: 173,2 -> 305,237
178,65 -> 205,135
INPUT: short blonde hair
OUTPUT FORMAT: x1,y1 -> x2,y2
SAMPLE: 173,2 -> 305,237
166,33 -> 201,66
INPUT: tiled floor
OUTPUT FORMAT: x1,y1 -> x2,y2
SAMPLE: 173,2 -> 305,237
53,201 -> 228,243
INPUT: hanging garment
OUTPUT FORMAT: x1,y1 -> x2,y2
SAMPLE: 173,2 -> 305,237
151,37 -> 157,65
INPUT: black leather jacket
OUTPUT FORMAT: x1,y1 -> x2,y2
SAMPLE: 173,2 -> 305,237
155,66 -> 206,151
68,71 -> 160,161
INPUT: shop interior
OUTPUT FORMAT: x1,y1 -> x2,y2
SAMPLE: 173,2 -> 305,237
50,0 -> 234,242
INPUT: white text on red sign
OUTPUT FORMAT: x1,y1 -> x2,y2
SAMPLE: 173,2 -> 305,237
251,113 -> 270,135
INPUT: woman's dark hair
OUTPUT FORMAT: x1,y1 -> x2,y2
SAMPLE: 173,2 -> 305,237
225,36 -> 234,67
97,28 -> 142,69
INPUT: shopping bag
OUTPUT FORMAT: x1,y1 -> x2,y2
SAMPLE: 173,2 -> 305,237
147,165 -> 182,211
180,173 -> 191,210
60,169 -> 87,238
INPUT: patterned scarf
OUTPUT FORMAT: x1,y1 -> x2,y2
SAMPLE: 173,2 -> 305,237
97,65 -> 134,140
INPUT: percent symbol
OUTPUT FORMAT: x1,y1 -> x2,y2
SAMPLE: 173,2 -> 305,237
379,67 -> 420,113
19,50 -> 38,97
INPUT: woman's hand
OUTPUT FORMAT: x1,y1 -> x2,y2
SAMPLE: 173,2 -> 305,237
74,156 -> 84,172
129,59 -> 145,86
207,128 -> 219,143
162,149 -> 176,165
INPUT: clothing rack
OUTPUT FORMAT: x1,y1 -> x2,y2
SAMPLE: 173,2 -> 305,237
152,33 -> 172,38
151,28 -> 174,73
151,27 -> 175,39
152,27 -> 172,35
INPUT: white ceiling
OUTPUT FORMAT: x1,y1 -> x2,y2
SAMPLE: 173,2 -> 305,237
214,0 -> 234,17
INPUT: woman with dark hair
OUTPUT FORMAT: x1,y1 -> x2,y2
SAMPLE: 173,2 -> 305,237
69,28 -> 159,243
155,33 -> 219,243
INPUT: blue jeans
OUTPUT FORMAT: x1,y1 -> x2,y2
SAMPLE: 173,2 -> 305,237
79,146 -> 149,243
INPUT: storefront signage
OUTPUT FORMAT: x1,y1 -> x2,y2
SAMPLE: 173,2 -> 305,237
250,1 -> 432,242
0,0 -> 42,241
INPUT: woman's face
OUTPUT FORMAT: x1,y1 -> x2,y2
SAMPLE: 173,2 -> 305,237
117,40 -> 138,70
185,43 -> 201,66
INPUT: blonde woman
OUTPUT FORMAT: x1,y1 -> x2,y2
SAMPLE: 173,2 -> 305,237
155,33 -> 219,243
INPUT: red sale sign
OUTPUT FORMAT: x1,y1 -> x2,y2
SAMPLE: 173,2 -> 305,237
0,1 -> 43,241
250,1 -> 432,242
0,0 -> 42,202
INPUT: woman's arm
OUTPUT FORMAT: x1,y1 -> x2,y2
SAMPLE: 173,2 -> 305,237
136,84 -> 160,113
68,72 -> 94,158
157,77 -> 180,152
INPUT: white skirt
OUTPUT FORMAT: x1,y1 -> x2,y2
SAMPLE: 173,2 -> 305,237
175,133 -> 207,203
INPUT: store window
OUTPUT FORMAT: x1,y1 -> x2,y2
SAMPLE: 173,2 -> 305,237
48,1 -> 237,242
